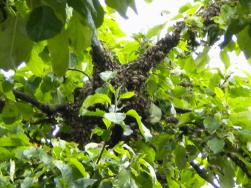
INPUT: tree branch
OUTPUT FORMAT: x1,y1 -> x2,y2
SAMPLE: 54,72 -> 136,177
13,89 -> 69,116
91,42 -> 120,89
227,152 -> 251,179
190,161 -> 219,188
13,89 -> 55,115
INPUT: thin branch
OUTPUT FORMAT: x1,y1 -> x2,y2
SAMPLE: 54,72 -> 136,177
219,73 -> 233,89
190,161 -> 219,188
67,68 -> 91,81
96,141 -> 106,164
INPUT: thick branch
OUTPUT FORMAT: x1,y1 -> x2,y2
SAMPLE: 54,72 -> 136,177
13,89 -> 55,115
190,161 -> 219,188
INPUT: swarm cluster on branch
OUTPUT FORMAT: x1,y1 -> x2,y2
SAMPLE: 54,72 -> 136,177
11,2 -> 251,185
12,4 -> 222,145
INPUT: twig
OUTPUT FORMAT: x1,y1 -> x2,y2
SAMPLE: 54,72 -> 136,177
190,161 -> 219,188
219,73 -> 233,89
96,141 -> 106,164
175,107 -> 192,113
67,68 -> 91,81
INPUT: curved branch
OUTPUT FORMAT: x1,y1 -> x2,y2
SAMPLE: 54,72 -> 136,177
67,68 -> 91,81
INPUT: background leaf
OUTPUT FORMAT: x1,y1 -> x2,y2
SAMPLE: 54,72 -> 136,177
207,137 -> 225,154
26,6 -> 63,42
0,16 -> 33,69
48,30 -> 69,76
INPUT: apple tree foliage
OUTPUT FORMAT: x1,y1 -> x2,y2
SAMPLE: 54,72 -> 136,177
0,0 -> 251,187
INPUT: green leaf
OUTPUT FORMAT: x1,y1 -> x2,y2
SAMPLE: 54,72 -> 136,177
119,91 -> 135,100
148,103 -> 162,124
126,109 -> 152,141
68,158 -> 89,177
104,112 -> 126,124
42,0 -> 66,22
203,117 -> 221,134
81,93 -> 111,109
0,133 -> 30,147
144,0 -> 153,3
68,12 -> 93,53
88,0 -> 105,28
118,169 -> 138,188
27,44 -> 50,76
207,137 -> 225,154
214,87 -> 224,99
220,48 -> 231,69
195,47 -> 209,70
174,145 -> 187,170
102,118 -> 112,129
73,178 -> 97,188
237,25 -> 251,60
80,109 -> 106,117
1,102 -> 19,124
220,159 -> 234,188
48,30 -> 69,76
98,180 -> 113,188
128,0 -> 137,14
100,71 -> 117,82
20,177 -> 35,188
139,158 -> 157,184
16,102 -> 34,120
54,160 -> 73,183
0,16 -> 33,69
105,0 -> 131,18
133,141 -> 155,163
229,87 -> 250,98
67,0 -> 104,28
236,129 -> 251,142
0,147 -> 11,162
231,111 -> 251,129
26,6 -> 63,42
146,23 -> 166,39
179,3 -> 192,13
240,0 -> 251,9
